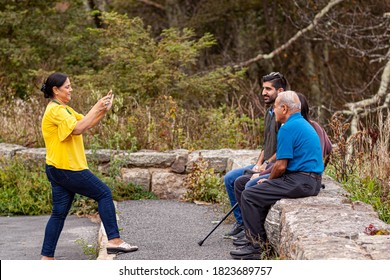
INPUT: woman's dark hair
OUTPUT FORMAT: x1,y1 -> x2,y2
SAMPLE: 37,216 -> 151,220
261,72 -> 290,91
296,92 -> 311,122
41,72 -> 68,98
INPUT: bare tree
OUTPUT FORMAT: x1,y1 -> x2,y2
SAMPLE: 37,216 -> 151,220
232,0 -> 344,68
230,0 -> 389,133
320,8 -> 390,133
342,51 -> 390,133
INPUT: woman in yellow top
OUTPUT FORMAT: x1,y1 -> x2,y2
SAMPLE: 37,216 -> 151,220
40,72 -> 137,260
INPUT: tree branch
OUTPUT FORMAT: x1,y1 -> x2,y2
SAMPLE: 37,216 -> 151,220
233,0 -> 344,69
345,49 -> 390,111
137,0 -> 165,11
339,48 -> 390,134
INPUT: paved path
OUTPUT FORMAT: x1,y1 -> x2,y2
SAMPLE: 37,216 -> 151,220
113,200 -> 234,260
0,215 -> 99,260
0,200 -> 235,260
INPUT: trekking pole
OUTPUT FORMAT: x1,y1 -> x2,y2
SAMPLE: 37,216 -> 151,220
198,202 -> 238,246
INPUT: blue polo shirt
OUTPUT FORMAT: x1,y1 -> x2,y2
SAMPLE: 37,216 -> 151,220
276,112 -> 324,174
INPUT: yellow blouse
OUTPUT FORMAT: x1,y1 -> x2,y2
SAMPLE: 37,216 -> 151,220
41,103 -> 88,170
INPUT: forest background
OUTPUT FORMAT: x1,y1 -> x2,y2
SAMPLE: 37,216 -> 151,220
0,0 -> 389,222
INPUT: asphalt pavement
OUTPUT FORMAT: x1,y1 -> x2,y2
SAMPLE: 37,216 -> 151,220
113,200 -> 234,260
0,215 -> 99,260
0,200 -> 236,260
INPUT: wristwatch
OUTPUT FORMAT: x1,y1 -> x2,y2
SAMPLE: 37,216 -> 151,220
264,160 -> 269,165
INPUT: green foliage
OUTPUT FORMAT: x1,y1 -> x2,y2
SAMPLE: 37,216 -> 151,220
342,176 -> 390,224
0,5 -> 251,152
0,0 -> 98,100
75,238 -> 100,260
102,176 -> 157,201
184,155 -> 227,204
0,159 -> 52,216
78,12 -> 244,106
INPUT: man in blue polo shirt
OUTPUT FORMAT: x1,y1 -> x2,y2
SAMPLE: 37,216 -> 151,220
230,90 -> 324,260
223,72 -> 288,239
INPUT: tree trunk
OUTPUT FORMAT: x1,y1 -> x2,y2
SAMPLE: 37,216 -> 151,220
304,40 -> 323,121
165,0 -> 185,28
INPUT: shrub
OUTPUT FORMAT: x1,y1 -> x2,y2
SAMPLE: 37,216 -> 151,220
101,176 -> 157,201
184,154 -> 227,204
0,159 -> 51,216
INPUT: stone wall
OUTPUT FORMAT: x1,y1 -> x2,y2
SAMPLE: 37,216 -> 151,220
1,142 -> 389,259
0,143 -> 259,199
265,176 -> 390,259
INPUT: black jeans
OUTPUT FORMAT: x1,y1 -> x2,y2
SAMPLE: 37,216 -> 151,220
235,173 -> 322,243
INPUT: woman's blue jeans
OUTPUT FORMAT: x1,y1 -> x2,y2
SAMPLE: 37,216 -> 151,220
224,164 -> 255,225
41,165 -> 120,257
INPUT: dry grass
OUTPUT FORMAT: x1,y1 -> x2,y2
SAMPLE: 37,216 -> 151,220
328,110 -> 389,223
369,112 -> 390,187
329,111 -> 389,183
0,96 -> 45,147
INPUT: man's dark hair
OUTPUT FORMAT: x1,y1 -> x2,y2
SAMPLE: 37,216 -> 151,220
261,72 -> 290,91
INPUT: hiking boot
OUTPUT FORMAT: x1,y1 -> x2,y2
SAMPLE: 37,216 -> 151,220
230,229 -> 245,240
233,235 -> 250,247
223,222 -> 244,239
230,243 -> 262,260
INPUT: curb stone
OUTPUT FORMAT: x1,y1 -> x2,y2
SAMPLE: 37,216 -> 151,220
97,201 -> 118,260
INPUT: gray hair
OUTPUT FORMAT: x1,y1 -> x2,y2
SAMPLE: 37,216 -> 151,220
277,90 -> 301,110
